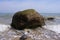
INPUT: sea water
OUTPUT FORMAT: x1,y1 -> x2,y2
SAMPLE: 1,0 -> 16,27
41,13 -> 60,33
0,13 -> 60,33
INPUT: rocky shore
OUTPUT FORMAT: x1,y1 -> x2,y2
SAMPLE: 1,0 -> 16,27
0,26 -> 60,40
0,9 -> 60,40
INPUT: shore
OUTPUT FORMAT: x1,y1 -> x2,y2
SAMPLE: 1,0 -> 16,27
0,19 -> 60,40
0,24 -> 60,40
0,14 -> 60,40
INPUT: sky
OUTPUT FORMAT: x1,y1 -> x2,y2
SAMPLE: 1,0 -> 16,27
0,0 -> 60,13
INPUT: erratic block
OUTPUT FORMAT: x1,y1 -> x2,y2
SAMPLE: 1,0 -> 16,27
11,9 -> 45,30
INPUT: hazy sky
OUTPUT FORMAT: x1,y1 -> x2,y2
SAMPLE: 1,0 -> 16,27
0,0 -> 60,13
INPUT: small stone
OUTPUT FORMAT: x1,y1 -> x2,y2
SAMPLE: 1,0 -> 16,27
20,35 -> 27,40
20,34 -> 33,40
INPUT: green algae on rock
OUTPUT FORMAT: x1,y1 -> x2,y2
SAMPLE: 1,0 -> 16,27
11,9 -> 45,30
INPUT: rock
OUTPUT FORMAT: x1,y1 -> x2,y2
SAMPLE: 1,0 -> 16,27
20,35 -> 33,40
47,17 -> 55,20
20,34 -> 27,40
11,9 -> 45,30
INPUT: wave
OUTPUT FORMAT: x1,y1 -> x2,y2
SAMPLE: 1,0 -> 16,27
0,24 -> 11,32
0,23 -> 60,33
43,24 -> 60,33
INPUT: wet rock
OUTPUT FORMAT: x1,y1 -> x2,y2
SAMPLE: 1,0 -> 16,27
11,9 -> 45,30
20,34 -> 27,40
47,17 -> 55,21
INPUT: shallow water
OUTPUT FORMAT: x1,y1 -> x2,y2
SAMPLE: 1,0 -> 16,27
42,18 -> 60,33
0,13 -> 13,24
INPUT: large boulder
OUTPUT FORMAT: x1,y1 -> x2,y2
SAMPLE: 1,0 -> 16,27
11,9 -> 45,30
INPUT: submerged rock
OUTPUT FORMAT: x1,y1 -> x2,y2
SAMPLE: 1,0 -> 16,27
11,9 -> 45,30
47,17 -> 55,21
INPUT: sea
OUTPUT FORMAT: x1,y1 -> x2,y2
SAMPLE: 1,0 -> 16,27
0,13 -> 60,33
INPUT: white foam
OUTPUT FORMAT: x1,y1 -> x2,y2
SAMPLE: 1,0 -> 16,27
0,24 -> 11,32
0,23 -> 60,34
43,24 -> 60,33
